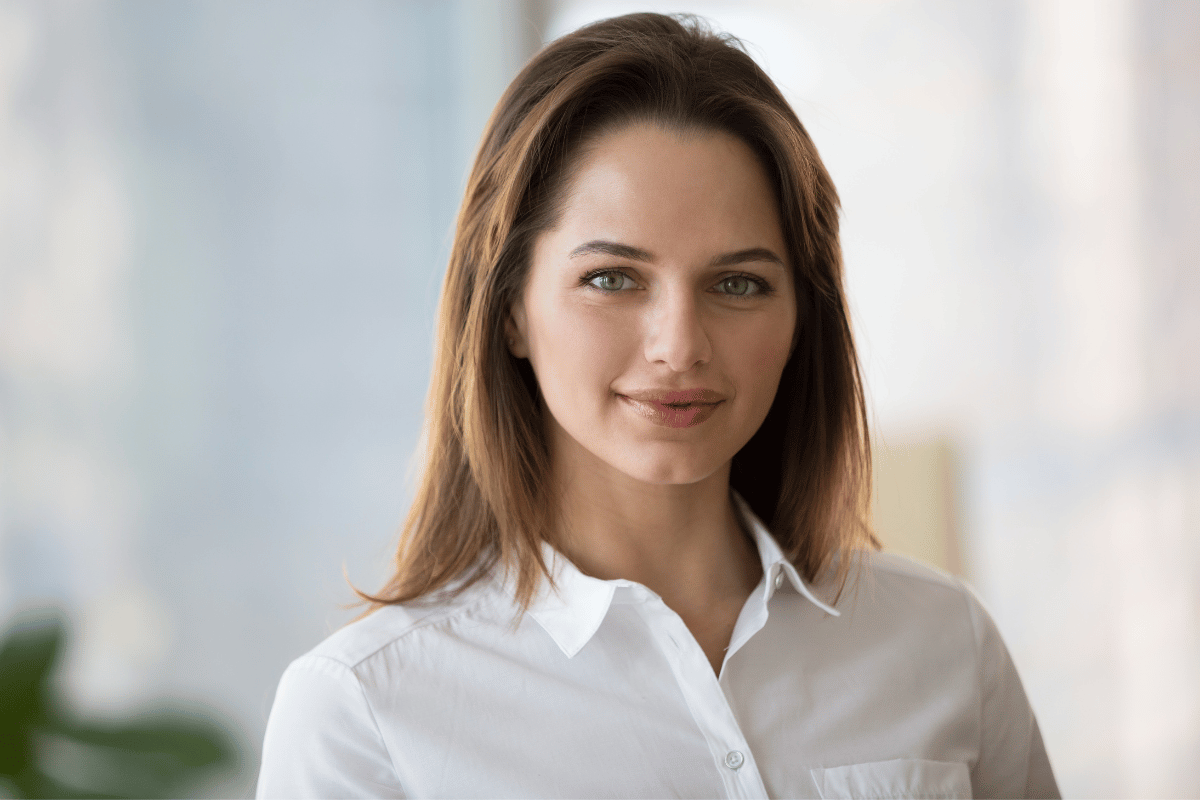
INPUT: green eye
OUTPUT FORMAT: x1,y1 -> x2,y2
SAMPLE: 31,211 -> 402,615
595,273 -> 626,291
579,270 -> 631,292
722,276 -> 751,295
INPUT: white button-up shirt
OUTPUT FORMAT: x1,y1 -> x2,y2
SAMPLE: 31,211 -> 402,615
257,489 -> 1059,799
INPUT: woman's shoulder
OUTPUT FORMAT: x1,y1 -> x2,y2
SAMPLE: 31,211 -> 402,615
826,549 -> 998,645
259,594 -> 500,798
294,579 -> 502,675
844,548 -> 975,602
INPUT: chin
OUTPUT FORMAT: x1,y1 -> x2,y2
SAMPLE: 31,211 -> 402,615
617,451 -> 725,486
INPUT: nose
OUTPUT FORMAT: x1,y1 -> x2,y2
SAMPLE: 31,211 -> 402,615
642,286 -> 712,372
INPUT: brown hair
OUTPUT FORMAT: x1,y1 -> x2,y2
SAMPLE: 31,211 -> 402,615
355,12 -> 879,618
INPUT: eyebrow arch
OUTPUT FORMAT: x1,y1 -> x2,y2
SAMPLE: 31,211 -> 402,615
568,240 -> 654,261
568,240 -> 785,269
710,247 -> 786,269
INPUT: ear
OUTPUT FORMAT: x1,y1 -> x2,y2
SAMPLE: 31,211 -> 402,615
505,299 -> 528,359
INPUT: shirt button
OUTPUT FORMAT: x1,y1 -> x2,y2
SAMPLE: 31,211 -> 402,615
774,571 -> 784,590
724,750 -> 744,770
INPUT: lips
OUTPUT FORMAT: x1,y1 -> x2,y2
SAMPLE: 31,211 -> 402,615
619,394 -> 723,428
619,388 -> 725,405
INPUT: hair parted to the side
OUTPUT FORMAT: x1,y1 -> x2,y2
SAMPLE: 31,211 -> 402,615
353,12 -> 880,620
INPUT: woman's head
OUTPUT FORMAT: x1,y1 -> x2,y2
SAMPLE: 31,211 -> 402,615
507,119 -> 796,507
360,12 -> 877,617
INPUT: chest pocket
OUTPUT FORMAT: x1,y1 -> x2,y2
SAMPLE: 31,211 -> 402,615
810,758 -> 972,799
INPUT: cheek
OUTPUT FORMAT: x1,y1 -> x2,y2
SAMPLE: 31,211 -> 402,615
533,302 -> 628,390
731,315 -> 795,388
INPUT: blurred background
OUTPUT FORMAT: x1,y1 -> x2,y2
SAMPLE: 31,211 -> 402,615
0,0 -> 1196,796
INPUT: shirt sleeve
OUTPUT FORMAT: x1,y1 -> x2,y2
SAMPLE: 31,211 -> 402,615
256,654 -> 406,799
962,587 -> 1061,799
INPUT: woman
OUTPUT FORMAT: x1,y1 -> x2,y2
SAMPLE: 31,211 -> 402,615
257,13 -> 1058,799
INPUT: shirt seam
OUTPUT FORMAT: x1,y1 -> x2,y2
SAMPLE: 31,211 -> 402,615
950,575 -> 985,779
301,653 -> 406,794
950,580 -> 1041,796
323,585 -> 498,671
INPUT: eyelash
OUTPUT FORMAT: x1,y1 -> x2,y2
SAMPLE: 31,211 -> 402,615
578,269 -> 777,300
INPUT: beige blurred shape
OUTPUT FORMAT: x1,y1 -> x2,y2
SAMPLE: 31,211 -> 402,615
870,434 -> 965,580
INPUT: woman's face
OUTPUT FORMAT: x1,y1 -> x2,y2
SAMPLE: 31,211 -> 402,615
507,121 -> 797,488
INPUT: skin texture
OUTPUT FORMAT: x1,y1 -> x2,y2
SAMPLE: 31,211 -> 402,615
506,122 -> 797,675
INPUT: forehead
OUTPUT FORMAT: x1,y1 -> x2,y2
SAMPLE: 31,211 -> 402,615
544,122 -> 788,265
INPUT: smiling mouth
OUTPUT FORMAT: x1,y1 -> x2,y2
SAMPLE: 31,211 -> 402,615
620,395 -> 723,429
647,401 -> 717,410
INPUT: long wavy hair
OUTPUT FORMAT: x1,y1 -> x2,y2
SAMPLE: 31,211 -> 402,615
355,12 -> 879,618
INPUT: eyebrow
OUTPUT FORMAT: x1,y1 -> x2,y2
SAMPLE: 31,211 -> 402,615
567,240 -> 786,269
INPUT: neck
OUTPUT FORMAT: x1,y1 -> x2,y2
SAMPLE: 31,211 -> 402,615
551,458 -> 762,615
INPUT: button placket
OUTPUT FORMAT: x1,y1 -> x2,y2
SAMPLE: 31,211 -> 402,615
636,598 -> 769,799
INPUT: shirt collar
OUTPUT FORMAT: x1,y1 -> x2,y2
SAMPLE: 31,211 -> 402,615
731,489 -> 841,618
524,487 -> 840,659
